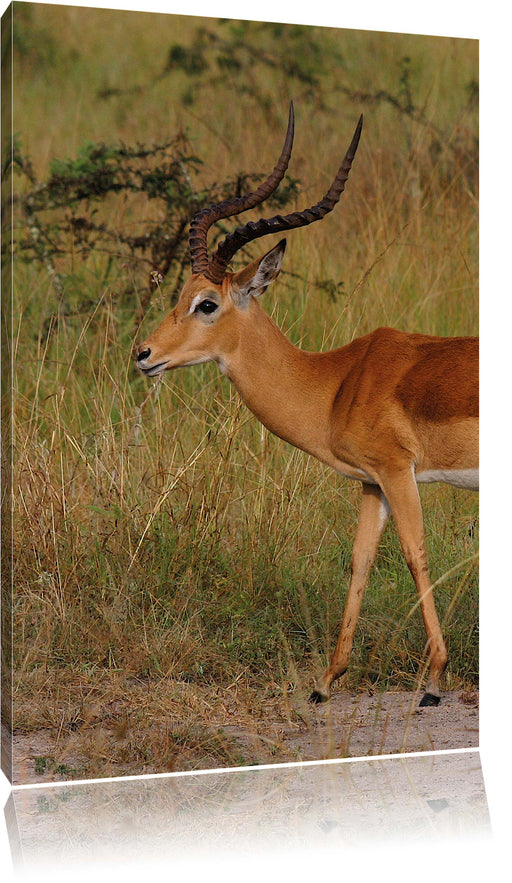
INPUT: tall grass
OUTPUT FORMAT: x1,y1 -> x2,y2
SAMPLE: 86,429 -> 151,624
5,5 -> 478,778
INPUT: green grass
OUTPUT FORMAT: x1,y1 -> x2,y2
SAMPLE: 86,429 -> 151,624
5,5 -> 478,778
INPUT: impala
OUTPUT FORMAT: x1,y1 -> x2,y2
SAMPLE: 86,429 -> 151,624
136,103 -> 478,708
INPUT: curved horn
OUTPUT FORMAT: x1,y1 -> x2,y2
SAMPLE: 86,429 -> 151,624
206,114 -> 363,284
189,102 -> 295,276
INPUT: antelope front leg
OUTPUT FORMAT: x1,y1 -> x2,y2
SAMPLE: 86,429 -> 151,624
310,482 -> 390,703
379,468 -> 448,707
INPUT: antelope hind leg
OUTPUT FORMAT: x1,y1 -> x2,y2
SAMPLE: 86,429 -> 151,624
378,468 -> 448,707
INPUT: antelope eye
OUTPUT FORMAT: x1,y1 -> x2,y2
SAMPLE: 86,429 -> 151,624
195,299 -> 218,315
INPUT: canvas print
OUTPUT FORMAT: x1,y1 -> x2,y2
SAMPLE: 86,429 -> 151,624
1,2 -> 479,785
4,751 -> 490,870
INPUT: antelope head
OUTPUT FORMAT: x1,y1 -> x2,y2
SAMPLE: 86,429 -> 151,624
136,103 -> 363,377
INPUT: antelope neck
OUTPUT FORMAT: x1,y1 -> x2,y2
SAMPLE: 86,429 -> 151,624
220,300 -> 346,465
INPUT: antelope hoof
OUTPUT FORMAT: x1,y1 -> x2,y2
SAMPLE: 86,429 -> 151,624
419,692 -> 441,707
309,689 -> 330,704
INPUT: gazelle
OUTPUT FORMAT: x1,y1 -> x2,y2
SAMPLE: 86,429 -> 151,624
136,103 -> 478,708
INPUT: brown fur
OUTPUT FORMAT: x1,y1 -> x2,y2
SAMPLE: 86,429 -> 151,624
137,244 -> 478,704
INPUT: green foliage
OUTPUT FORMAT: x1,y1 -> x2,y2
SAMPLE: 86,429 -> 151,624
6,131 -> 300,323
7,7 -> 479,777
33,756 -> 48,775
100,19 -> 345,109
97,17 -> 478,187
8,134 -> 200,289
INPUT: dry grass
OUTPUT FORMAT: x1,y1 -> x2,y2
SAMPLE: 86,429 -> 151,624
5,6 -> 478,780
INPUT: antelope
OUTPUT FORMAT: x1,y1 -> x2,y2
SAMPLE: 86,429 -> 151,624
136,103 -> 478,708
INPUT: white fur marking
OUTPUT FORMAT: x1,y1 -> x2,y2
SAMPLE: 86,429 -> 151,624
187,294 -> 204,316
416,468 -> 479,490
378,494 -> 391,528
335,465 -> 377,483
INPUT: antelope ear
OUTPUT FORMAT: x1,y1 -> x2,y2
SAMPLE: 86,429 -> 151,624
230,239 -> 286,308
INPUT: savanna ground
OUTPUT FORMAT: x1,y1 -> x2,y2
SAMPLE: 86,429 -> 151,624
1,4 -> 478,784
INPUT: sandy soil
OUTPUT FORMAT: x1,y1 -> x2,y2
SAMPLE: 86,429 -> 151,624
224,688 -> 479,762
5,688 -> 478,785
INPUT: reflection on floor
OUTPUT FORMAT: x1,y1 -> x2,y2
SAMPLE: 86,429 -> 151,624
5,749 -> 489,874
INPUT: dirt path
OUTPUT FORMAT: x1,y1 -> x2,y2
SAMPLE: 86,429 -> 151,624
6,689 -> 478,785
224,688 -> 479,763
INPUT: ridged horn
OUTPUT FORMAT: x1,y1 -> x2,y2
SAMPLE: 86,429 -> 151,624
206,114 -> 363,284
189,102 -> 295,277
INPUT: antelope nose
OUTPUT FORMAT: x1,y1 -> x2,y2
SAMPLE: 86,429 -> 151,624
137,347 -> 151,362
